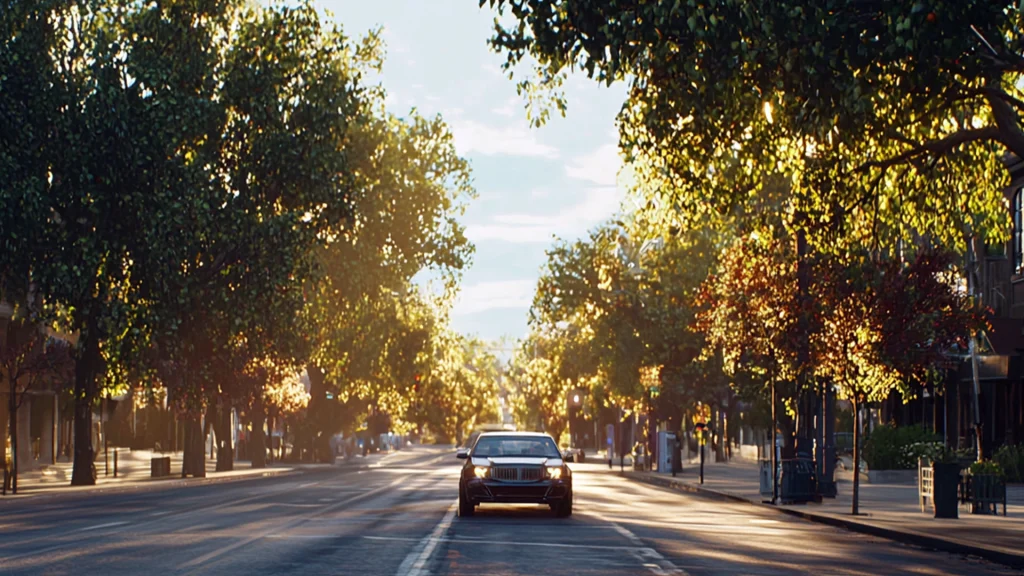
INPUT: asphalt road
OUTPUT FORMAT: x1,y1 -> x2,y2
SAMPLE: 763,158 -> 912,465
0,448 -> 1018,575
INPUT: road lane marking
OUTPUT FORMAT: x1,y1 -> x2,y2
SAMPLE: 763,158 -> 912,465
1,478 -> 307,559
179,475 -> 408,573
394,500 -> 457,576
75,521 -> 130,532
585,510 -> 688,576
368,535 -> 662,552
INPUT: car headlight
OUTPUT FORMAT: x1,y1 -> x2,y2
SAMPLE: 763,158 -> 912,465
546,466 -> 562,479
474,466 -> 488,478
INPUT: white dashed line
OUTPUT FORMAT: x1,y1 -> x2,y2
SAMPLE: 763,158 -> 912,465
75,521 -> 130,532
586,510 -> 688,576
394,500 -> 457,576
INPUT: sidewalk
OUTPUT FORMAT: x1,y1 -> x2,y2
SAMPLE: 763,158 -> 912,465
1,446 -> 410,500
617,457 -> 1024,569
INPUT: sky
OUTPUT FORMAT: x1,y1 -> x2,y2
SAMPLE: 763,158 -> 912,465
318,0 -> 629,344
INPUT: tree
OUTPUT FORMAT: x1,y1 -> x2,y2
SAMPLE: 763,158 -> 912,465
809,245 -> 983,514
0,0 -> 376,483
508,343 -> 571,444
13,0 -> 216,486
697,230 -> 813,500
814,255 -> 903,515
481,0 -> 1011,252
302,91 -> 474,459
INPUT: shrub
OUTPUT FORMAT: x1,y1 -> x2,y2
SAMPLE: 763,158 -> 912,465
862,424 -> 939,470
969,460 -> 1004,478
993,444 -> 1024,483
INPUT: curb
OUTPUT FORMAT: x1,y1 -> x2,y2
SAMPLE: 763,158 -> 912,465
622,472 -> 1024,570
1,451 -> 446,503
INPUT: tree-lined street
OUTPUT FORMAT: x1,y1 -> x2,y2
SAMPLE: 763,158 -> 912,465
1,452 -> 1017,575
4,0 -> 1024,572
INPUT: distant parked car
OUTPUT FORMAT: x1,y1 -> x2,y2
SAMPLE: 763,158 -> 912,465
562,447 -> 585,463
457,432 -> 572,518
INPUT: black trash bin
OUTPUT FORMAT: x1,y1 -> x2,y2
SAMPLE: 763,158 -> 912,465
780,458 -> 818,504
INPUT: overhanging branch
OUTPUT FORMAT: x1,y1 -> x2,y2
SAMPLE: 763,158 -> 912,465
853,127 -> 1000,174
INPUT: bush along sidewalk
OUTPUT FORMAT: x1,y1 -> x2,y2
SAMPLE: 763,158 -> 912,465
993,444 -> 1024,484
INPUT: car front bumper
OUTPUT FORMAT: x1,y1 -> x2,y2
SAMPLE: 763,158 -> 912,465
465,477 -> 571,504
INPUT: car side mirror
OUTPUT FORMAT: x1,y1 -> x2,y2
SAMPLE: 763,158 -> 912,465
456,449 -> 468,459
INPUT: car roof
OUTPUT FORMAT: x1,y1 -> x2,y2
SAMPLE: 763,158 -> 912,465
477,431 -> 552,439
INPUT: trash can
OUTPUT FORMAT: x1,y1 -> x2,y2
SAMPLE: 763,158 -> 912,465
151,456 -> 172,478
780,458 -> 818,504
759,459 -> 773,499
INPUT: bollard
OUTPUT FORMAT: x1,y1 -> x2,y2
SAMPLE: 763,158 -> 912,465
114,450 -> 118,478
699,441 -> 705,485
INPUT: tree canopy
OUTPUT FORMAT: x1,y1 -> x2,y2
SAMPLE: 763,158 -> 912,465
482,0 -> 1017,250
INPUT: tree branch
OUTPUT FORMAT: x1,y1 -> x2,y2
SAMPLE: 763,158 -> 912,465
986,89 -> 1024,160
853,127 -> 1001,174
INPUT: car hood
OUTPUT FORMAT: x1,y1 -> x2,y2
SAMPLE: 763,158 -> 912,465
471,456 -> 563,466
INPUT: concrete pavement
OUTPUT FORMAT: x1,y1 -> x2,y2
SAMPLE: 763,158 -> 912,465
610,457 -> 1024,570
3,446 -> 426,499
1,446 -> 1019,575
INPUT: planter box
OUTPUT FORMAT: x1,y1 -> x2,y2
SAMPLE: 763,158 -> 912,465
867,469 -> 918,485
961,473 -> 1007,516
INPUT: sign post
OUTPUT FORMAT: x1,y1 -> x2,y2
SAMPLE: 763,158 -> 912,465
606,424 -> 614,469
695,422 -> 708,485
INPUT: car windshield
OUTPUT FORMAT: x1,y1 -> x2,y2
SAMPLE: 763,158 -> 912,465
472,436 -> 560,458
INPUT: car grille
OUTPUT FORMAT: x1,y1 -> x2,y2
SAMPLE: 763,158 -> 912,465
491,466 -> 543,482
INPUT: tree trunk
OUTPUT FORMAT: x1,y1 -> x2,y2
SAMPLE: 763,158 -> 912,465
71,329 -> 100,486
267,410 -> 275,465
182,416 -> 205,478
215,400 -> 233,472
8,375 -> 18,494
852,394 -> 861,516
771,375 -> 778,505
251,394 -> 266,469
305,364 -> 326,461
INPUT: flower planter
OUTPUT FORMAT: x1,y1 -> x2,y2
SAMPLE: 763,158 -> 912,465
962,473 -> 1007,516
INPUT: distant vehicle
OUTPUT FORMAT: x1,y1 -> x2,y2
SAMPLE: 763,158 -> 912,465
456,431 -> 572,518
562,447 -> 585,463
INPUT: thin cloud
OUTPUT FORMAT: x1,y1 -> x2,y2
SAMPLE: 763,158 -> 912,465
466,186 -> 623,244
491,96 -> 520,118
449,119 -> 559,158
454,279 -> 536,315
564,143 -> 621,187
